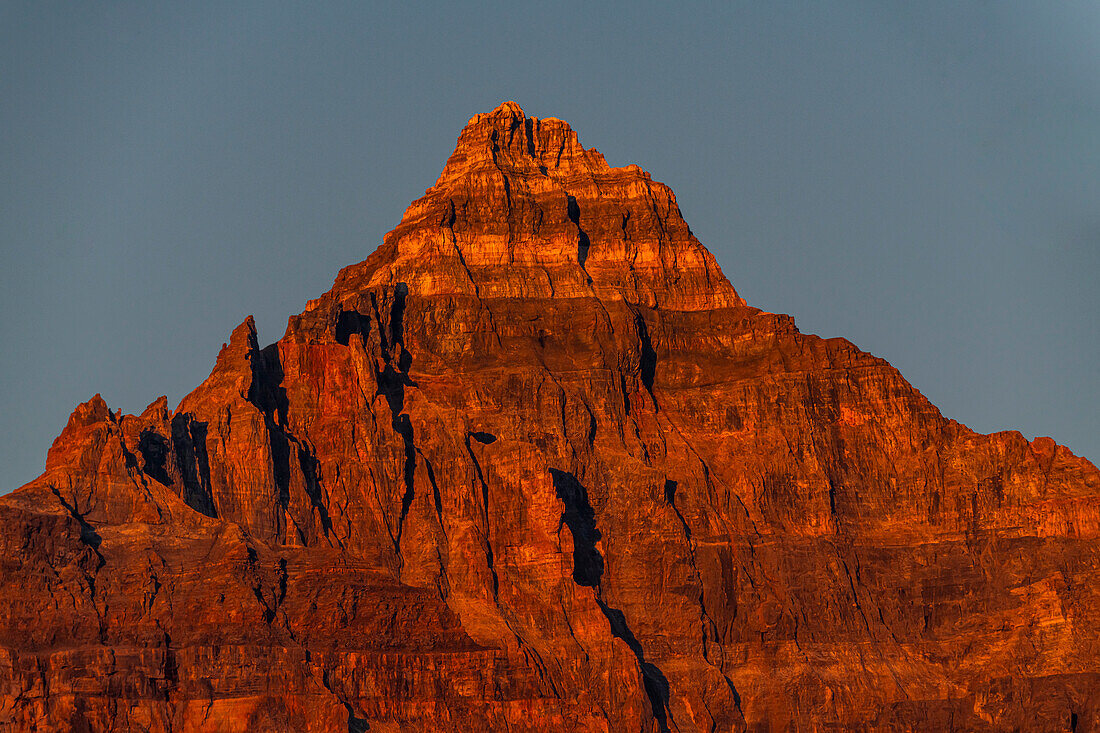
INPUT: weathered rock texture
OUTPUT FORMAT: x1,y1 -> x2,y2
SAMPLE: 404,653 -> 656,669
2,102 -> 1099,732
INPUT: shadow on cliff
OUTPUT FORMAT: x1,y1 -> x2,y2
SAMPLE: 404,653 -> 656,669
567,195 -> 592,269
332,283 -> 422,552
255,342 -> 335,542
169,415 -> 217,518
363,283 -> 422,549
550,468 -> 673,732
633,312 -> 657,397
465,430 -> 501,597
137,429 -> 173,487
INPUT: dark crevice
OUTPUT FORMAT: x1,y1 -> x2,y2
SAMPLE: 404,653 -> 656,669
634,312 -> 657,397
394,414 -> 416,546
466,431 -> 499,598
335,310 -> 369,346
390,282 -> 408,351
551,469 -> 603,587
170,415 -> 217,518
51,485 -> 107,643
620,374 -> 632,416
249,343 -> 289,428
422,454 -> 443,518
299,447 -> 333,536
245,546 -> 276,625
251,340 -> 335,542
664,480 -> 691,541
567,195 -> 592,268
725,676 -> 743,714
550,469 -> 672,731
253,587 -> 274,624
524,117 -> 537,157
50,487 -> 103,552
272,427 -> 334,541
597,600 -> 672,733
346,706 -> 370,733
585,402 -> 598,444
121,442 -> 141,473
470,431 -> 497,445
370,283 -> 420,552
317,667 -> 369,733
138,429 -> 173,486
485,539 -> 499,598
371,284 -> 415,395
378,362 -> 413,416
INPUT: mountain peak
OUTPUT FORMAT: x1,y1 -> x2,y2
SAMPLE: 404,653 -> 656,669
316,104 -> 743,318
434,101 -> 610,188
482,99 -> 526,119
4,101 -> 1100,732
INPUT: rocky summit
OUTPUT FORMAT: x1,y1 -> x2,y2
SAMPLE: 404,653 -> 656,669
2,102 -> 1099,732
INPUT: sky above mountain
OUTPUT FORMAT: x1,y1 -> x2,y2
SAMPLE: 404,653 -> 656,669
2,1 -> 1098,491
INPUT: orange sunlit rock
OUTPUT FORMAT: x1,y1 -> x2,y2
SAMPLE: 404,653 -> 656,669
2,102 -> 1098,731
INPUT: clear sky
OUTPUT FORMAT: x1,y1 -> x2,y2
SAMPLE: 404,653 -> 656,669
2,2 -> 1098,491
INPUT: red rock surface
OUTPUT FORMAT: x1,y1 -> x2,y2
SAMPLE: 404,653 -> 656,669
2,101 -> 1099,731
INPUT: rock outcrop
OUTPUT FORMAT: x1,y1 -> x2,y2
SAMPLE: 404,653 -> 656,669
2,102 -> 1098,732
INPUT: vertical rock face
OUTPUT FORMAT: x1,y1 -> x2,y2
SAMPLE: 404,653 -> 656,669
2,102 -> 1099,732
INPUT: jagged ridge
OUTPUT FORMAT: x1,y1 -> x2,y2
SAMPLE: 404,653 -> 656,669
1,102 -> 1099,732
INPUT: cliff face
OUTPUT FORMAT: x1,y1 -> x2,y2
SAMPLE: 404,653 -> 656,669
3,102 -> 1099,732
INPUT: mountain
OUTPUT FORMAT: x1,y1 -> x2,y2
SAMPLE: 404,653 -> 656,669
2,102 -> 1098,732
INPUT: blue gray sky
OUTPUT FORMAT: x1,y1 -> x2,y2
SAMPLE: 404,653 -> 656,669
2,2 -> 1098,491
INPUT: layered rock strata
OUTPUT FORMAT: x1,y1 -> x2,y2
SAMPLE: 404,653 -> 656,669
2,101 -> 1098,731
